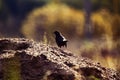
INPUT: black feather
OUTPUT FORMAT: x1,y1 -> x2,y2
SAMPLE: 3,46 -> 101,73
54,31 -> 68,48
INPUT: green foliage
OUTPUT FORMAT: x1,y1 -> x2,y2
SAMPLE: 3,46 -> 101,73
87,75 -> 100,80
61,0 -> 83,9
21,3 -> 84,41
0,0 -> 2,12
21,3 -> 120,41
3,56 -> 21,80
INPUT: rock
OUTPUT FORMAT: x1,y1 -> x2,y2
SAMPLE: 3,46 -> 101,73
0,38 -> 119,80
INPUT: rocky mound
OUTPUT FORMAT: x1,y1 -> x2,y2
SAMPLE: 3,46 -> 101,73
0,38 -> 119,80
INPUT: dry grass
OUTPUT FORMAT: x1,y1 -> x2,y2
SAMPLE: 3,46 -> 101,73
79,37 -> 120,70
21,3 -> 120,71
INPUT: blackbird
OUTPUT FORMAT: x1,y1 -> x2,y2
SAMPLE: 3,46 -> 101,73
54,31 -> 68,48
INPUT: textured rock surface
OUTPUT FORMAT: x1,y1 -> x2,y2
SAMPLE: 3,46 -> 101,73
0,38 -> 119,80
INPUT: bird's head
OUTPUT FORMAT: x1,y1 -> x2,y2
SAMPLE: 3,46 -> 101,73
54,31 -> 60,35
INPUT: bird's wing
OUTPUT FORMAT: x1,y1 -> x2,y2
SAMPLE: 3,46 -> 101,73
61,35 -> 67,42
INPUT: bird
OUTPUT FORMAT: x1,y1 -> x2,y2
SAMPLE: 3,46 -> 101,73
54,31 -> 68,48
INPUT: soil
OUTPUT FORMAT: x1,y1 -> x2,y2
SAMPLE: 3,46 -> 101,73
0,38 -> 119,80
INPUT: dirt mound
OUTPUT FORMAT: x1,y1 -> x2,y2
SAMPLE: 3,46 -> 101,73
0,38 -> 119,80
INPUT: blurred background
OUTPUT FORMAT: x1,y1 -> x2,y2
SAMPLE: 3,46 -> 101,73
0,0 -> 120,71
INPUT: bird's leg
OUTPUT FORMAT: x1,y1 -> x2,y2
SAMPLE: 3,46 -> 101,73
65,43 -> 67,48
